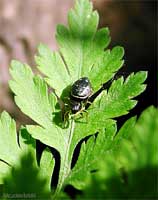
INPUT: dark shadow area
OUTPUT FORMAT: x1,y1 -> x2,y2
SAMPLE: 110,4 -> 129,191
50,147 -> 61,189
64,184 -> 82,199
0,150 -> 157,200
97,0 -> 157,129
0,152 -> 51,199
94,1 -> 157,128
36,140 -> 47,166
71,133 -> 97,169
52,84 -> 72,128
110,1 -> 157,109
19,127 -> 36,148
36,140 -> 61,189
78,166 -> 158,199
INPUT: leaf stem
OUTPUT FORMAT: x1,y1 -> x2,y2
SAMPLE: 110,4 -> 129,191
53,119 -> 75,199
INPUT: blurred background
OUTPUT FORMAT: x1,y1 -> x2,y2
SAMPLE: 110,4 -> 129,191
0,0 -> 157,126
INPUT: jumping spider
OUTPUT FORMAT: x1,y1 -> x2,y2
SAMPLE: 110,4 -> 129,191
63,77 -> 93,123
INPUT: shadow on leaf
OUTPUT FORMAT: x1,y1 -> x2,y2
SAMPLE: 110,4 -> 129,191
1,151 -> 51,199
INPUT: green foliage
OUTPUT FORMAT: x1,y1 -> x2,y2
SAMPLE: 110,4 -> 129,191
9,61 -> 53,128
65,123 -> 117,190
3,152 -> 51,199
0,111 -> 35,184
78,106 -> 158,199
0,112 -> 54,198
0,111 -> 22,166
35,0 -> 123,96
118,106 -> 158,169
0,0 -> 152,199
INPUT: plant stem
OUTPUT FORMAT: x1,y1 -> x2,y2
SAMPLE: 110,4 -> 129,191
53,120 -> 75,199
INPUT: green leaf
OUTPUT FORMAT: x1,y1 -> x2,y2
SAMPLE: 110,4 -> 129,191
9,60 -> 53,128
89,46 -> 124,91
0,111 -> 55,196
76,156 -> 124,199
39,147 -> 55,191
26,125 -> 65,154
78,106 -> 158,199
8,0 -> 148,199
26,98 -> 116,197
0,112 -> 21,165
96,71 -> 147,118
3,152 -> 51,199
0,111 -> 36,185
65,123 -> 117,189
112,116 -> 137,151
115,106 -> 158,198
119,106 -> 158,170
68,0 -> 98,37
0,161 -> 11,184
56,0 -> 97,79
36,5 -> 112,97
35,44 -> 70,96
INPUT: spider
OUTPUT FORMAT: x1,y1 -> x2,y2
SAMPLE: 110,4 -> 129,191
62,77 -> 93,124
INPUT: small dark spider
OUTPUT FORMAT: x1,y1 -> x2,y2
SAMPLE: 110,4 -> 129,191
62,77 -> 93,125
70,77 -> 92,114
62,72 -> 126,125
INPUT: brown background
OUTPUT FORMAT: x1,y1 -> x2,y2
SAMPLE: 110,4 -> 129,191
0,0 -> 157,126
